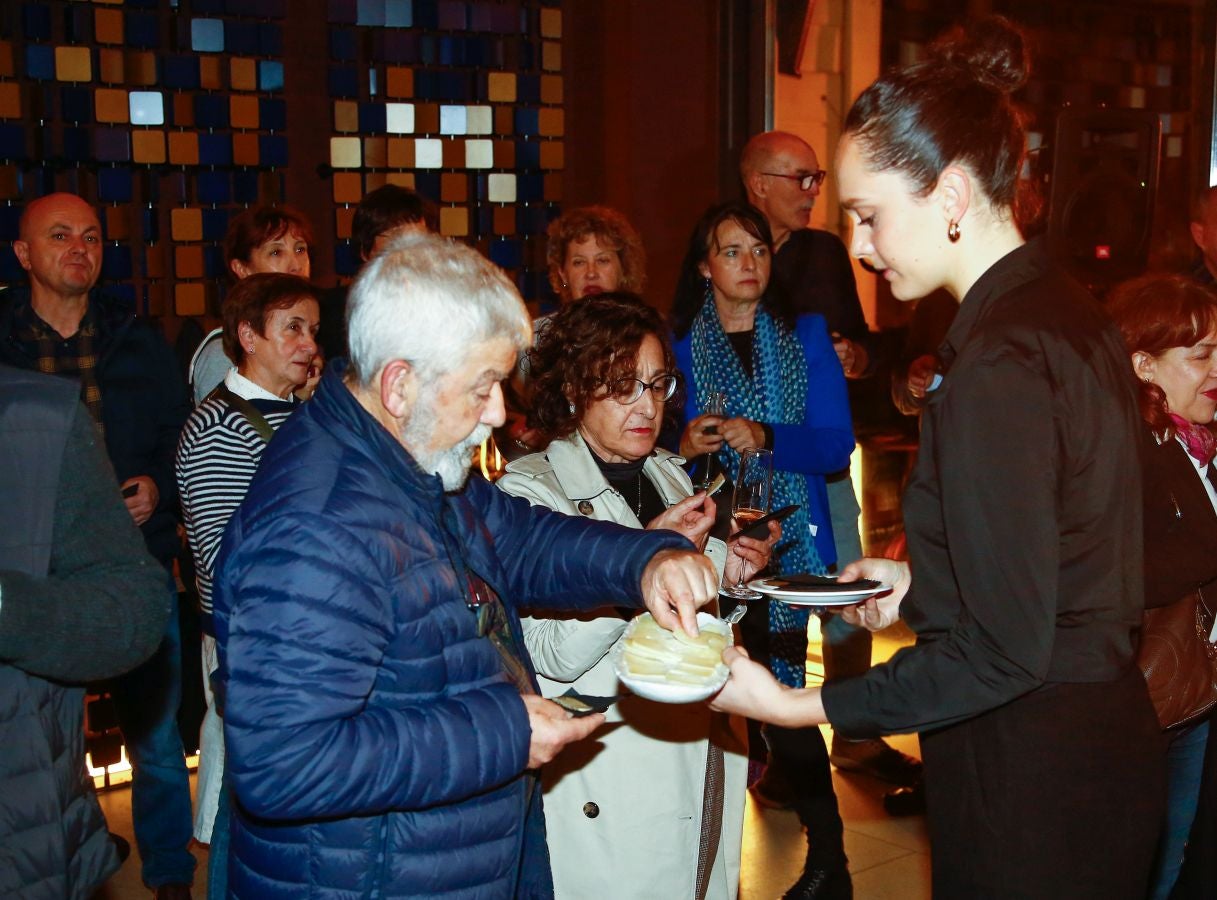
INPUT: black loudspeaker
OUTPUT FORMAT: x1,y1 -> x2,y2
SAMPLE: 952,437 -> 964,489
1046,108 -> 1161,289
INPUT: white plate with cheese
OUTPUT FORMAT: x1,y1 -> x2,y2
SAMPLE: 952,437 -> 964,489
612,612 -> 732,704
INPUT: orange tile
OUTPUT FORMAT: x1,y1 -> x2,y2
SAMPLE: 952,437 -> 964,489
175,245 -> 204,279
488,72 -> 516,102
232,132 -> 259,165
175,283 -> 207,317
364,171 -> 387,192
542,42 -> 561,73
330,137 -> 361,168
95,88 -> 130,123
385,171 -> 416,189
230,95 -> 259,129
230,58 -> 257,92
538,108 -> 563,137
172,94 -> 194,127
103,206 -> 130,240
0,164 -> 19,200
199,57 -> 222,90
442,139 -> 463,169
0,82 -> 20,120
168,131 -> 199,165
170,208 -> 203,241
494,106 -> 513,135
0,42 -> 13,78
439,207 -> 468,237
98,48 -> 124,84
493,140 -> 515,168
94,8 -> 124,45
386,66 -> 413,98
132,130 -> 166,164
387,137 -> 414,168
334,207 -> 355,239
540,8 -> 562,38
539,141 -> 564,170
55,46 -> 93,83
332,172 -> 363,204
493,206 -> 515,235
541,75 -> 563,105
440,172 -> 468,202
544,173 -> 563,202
333,100 -> 358,133
125,51 -> 157,86
415,103 -> 439,134
144,243 -> 165,277
363,136 -> 387,168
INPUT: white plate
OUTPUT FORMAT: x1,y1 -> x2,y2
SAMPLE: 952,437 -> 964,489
748,579 -> 891,606
612,612 -> 732,704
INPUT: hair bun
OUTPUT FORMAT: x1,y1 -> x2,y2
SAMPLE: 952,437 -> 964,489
929,15 -> 1029,94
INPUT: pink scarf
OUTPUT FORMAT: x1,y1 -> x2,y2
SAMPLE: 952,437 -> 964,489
1170,413 -> 1217,467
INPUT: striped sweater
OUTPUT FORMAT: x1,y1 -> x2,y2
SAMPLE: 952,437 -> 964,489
175,379 -> 295,633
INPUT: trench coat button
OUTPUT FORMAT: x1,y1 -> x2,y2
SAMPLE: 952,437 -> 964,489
583,802 -> 599,818
577,500 -> 595,516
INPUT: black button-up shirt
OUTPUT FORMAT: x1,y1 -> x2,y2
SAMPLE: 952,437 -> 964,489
823,239 -> 1144,736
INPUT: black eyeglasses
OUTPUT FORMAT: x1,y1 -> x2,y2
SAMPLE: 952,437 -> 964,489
606,373 -> 679,404
762,170 -> 828,191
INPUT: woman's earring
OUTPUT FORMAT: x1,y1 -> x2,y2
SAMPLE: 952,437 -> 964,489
568,401 -> 576,414
947,220 -> 961,243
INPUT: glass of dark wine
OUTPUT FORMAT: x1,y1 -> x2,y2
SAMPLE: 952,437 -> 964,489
697,391 -> 728,491
722,448 -> 773,601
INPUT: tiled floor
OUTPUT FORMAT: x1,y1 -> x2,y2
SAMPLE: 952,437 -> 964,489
93,617 -> 929,899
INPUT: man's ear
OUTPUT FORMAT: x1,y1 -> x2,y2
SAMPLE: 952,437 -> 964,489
744,170 -> 767,204
380,359 -> 417,420
12,240 -> 31,272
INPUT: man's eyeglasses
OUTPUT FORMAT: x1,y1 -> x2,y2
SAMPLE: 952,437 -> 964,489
606,373 -> 679,404
763,170 -> 828,191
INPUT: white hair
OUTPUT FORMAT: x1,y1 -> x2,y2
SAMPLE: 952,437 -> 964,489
346,232 -> 531,386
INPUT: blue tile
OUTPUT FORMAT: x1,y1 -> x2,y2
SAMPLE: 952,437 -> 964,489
22,3 -> 52,41
25,44 -> 54,81
413,0 -> 438,30
193,0 -> 225,12
357,0 -> 386,27
258,61 -> 284,92
194,94 -> 228,129
517,175 -> 543,203
414,172 -> 440,201
259,135 -> 288,168
330,28 -> 358,61
107,284 -> 137,308
163,55 -> 200,89
328,67 -> 360,99
233,170 -> 260,203
524,206 -> 550,235
386,0 -> 412,27
225,21 -> 259,56
419,34 -> 437,65
197,170 -> 231,204
102,245 -> 133,281
140,207 -> 159,241
94,129 -> 130,163
488,239 -> 522,269
98,167 -> 134,203
359,102 -> 386,133
334,243 -> 359,277
259,98 -> 287,131
198,133 -> 232,166
437,1 -> 467,30
203,245 -> 225,279
513,109 -> 538,137
383,30 -> 417,62
62,127 -> 90,162
60,87 -> 91,124
328,0 -> 357,24
202,208 -> 229,241
439,36 -> 463,67
0,247 -> 21,284
252,0 -> 288,15
414,70 -> 437,99
258,23 -> 283,56
126,12 -> 161,49
0,124 -> 26,160
191,18 -> 224,52
65,5 -> 91,43
518,74 -> 540,105
0,206 -> 22,240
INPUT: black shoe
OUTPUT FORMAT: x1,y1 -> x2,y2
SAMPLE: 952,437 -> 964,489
829,737 -> 923,787
749,772 -> 794,811
782,860 -> 852,900
109,832 -> 130,864
882,782 -> 926,817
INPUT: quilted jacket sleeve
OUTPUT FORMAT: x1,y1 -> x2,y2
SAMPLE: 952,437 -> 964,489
219,512 -> 532,821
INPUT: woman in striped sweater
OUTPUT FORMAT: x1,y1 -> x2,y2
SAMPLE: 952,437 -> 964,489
175,273 -> 321,899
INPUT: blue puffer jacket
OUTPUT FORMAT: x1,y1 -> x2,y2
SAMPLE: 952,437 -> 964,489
213,364 -> 690,899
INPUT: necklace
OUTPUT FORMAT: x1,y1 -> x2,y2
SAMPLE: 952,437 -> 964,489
634,472 -> 643,518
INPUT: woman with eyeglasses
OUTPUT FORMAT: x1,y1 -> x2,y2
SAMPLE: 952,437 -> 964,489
671,201 -> 855,899
497,292 -> 777,899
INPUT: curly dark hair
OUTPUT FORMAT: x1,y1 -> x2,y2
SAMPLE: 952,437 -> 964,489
527,292 -> 679,438
222,273 -> 322,367
1106,273 -> 1217,439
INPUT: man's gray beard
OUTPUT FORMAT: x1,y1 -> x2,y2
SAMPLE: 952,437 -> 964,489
402,398 -> 491,492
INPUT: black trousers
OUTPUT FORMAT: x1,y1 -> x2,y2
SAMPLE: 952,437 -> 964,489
922,666 -> 1166,899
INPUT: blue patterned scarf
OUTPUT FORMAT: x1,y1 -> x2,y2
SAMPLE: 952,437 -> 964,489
689,289 -> 823,687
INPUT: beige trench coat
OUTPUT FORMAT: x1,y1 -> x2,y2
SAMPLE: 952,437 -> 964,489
498,432 -> 748,900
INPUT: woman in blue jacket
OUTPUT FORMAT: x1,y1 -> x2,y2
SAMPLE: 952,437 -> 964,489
671,201 -> 855,898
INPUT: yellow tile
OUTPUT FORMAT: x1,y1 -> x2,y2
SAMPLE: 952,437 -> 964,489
493,206 -> 515,235
132,129 -> 166,164
232,132 -> 259,165
199,57 -> 222,90
415,103 -> 439,134
387,137 -> 414,168
544,173 -> 563,202
539,141 -> 564,170
0,164 -> 19,200
125,51 -> 157,86
493,140 -> 515,168
542,42 -> 561,73
487,72 -> 516,102
386,67 -> 413,98
144,243 -> 165,278
230,58 -> 257,92
0,82 -> 20,120
95,8 -> 124,44
332,171 -> 363,204
385,171 -> 416,189
55,46 -> 93,83
541,75 -> 563,105
333,100 -> 358,133
540,8 -> 562,38
363,136 -> 387,168
439,207 -> 468,238
538,108 -> 563,137
440,173 -> 467,203
335,207 -> 355,240
98,48 -> 124,84
94,88 -> 130,124
170,208 -> 203,241
168,131 -> 199,165
172,94 -> 194,127
104,206 -> 130,240
175,245 -> 204,279
494,106 -> 513,135
230,95 -> 259,129
330,137 -> 361,168
0,42 -> 13,78
175,283 -> 207,317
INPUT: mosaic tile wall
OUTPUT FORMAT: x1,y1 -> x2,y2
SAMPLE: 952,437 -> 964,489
0,0 -> 563,318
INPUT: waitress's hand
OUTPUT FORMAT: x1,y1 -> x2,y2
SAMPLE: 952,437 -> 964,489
720,417 -> 765,453
837,557 -> 911,631
723,520 -> 780,586
646,492 -> 715,550
680,414 -> 725,458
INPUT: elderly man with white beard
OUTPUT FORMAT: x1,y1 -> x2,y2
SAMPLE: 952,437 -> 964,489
210,232 -> 718,900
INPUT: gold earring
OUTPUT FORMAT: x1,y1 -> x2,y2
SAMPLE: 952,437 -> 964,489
947,220 -> 961,243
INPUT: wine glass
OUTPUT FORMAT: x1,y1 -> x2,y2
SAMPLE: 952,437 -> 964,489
696,391 -> 727,491
722,448 -> 773,601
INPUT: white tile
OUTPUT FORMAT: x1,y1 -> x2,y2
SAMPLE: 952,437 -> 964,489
465,139 -> 492,169
415,138 -> 443,169
386,103 -> 414,134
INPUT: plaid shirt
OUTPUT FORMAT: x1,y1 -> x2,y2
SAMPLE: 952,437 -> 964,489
11,299 -> 104,430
